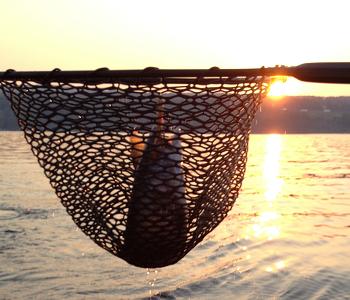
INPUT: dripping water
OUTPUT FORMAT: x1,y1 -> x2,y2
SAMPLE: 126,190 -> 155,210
147,268 -> 159,299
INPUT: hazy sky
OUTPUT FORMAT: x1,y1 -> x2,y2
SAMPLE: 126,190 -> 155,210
1,0 -> 350,96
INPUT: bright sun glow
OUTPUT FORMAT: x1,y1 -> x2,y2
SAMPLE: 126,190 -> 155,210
268,77 -> 288,98
268,77 -> 307,98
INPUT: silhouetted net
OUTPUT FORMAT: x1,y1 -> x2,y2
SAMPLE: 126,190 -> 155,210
0,75 -> 269,267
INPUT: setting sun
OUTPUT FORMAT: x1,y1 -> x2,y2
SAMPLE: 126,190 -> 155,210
267,77 -> 306,99
268,77 -> 288,98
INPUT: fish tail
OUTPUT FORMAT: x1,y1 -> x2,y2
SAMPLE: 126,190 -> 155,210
130,130 -> 145,168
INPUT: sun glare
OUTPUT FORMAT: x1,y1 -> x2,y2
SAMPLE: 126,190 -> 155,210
268,77 -> 288,99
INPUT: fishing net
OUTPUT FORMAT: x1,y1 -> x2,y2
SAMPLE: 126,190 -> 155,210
0,72 -> 269,268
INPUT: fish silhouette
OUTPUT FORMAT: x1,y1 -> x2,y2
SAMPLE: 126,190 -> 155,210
122,102 -> 188,268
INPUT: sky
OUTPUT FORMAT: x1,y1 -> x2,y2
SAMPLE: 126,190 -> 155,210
1,0 -> 350,96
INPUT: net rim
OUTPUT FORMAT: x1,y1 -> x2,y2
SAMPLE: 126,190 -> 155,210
0,67 -> 272,85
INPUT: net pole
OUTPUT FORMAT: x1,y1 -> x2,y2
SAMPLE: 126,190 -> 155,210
1,63 -> 350,84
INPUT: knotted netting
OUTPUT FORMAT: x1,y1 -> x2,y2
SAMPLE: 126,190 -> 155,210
0,72 -> 269,268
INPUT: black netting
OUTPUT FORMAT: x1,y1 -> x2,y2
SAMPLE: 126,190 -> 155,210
0,76 -> 269,267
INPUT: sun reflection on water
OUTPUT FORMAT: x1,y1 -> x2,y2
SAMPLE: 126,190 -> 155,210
245,134 -> 284,239
263,134 -> 284,202
244,134 -> 287,271
265,260 -> 286,273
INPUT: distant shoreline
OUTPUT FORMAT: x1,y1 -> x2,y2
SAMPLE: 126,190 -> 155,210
2,95 -> 350,133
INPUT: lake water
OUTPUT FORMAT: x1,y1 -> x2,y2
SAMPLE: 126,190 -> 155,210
1,132 -> 350,299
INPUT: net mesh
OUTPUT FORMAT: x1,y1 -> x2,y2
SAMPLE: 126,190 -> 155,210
0,75 -> 269,268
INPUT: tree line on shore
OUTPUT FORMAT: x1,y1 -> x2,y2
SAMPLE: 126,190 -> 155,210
1,93 -> 350,133
252,96 -> 350,133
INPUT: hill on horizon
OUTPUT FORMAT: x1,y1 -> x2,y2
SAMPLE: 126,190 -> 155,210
1,93 -> 350,133
252,95 -> 350,133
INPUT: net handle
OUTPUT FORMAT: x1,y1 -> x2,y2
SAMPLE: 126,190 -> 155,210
1,63 -> 350,84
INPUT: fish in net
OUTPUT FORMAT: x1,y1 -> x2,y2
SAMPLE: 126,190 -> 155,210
0,73 -> 269,267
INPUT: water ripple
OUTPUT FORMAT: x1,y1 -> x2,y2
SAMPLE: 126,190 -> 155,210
0,209 -> 19,220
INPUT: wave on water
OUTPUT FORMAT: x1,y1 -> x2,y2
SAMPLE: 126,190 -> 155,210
303,173 -> 350,179
1,133 -> 350,299
0,208 -> 19,220
0,205 -> 60,221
